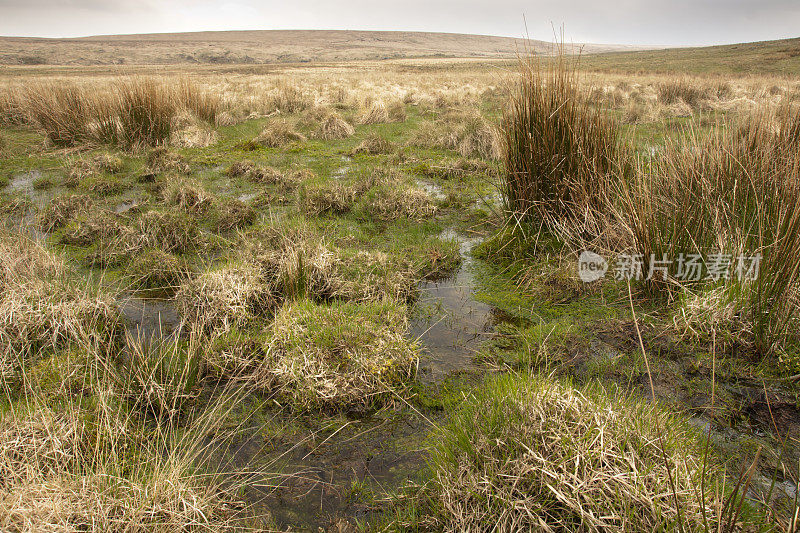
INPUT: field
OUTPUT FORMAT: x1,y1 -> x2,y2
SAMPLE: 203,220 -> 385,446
1,38 -> 800,531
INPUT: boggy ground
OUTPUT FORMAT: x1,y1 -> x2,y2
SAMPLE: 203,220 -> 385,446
1,59 -> 800,531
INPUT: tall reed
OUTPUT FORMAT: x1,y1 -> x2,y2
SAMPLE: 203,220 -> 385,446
619,109 -> 800,356
502,46 -> 623,230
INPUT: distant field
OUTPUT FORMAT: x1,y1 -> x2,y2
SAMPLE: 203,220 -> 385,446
0,29 -> 645,66
582,37 -> 800,76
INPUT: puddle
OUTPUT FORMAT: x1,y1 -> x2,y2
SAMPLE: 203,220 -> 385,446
409,229 -> 494,380
332,166 -> 350,179
114,200 -> 139,214
116,297 -> 182,340
416,180 -> 446,201
4,171 -> 40,197
238,192 -> 259,202
220,411 -> 430,531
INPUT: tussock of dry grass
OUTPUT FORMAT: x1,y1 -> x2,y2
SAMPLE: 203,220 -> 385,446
430,374 -> 721,532
147,146 -> 190,174
301,182 -> 360,215
387,100 -> 407,122
170,113 -> 219,148
66,154 -> 124,186
37,194 -> 93,233
412,110 -> 501,160
211,198 -> 257,233
124,248 -> 193,294
328,250 -> 417,303
316,112 -> 355,140
360,184 -> 437,221
176,78 -> 222,125
350,133 -> 393,155
60,210 -> 122,246
177,264 -> 276,332
254,120 -> 306,147
266,82 -> 313,114
161,178 -> 214,214
120,210 -> 202,254
359,100 -> 389,124
259,299 -> 417,407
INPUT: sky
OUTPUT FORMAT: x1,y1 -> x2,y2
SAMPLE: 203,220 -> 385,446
0,0 -> 798,47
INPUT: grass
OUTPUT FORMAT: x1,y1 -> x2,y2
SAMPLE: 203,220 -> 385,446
2,56 -> 799,530
502,47 -> 622,231
262,298 -> 418,408
582,37 -> 800,76
618,109 -> 800,358
421,372 -> 734,532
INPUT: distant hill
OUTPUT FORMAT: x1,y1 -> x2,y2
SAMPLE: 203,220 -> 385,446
581,37 -> 800,76
0,29 -> 648,66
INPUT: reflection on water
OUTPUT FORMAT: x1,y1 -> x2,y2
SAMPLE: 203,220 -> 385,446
116,296 -> 182,341
409,230 -> 493,380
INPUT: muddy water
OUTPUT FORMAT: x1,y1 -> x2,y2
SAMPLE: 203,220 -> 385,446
3,171 -> 57,241
117,296 -> 183,340
216,229 -> 496,531
410,230 -> 494,380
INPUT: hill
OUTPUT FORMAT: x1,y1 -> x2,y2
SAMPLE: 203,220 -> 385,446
0,29 -> 646,66
581,37 -> 800,76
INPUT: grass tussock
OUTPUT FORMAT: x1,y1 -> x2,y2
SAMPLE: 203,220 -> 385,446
121,210 -> 203,254
656,79 -> 708,108
147,146 -> 191,174
266,82 -> 312,114
124,248 -> 194,294
0,376 -> 265,531
37,195 -> 93,233
350,133 -> 393,155
428,373 -> 722,532
301,182 -> 360,215
176,78 -> 222,125
65,154 -> 124,186
113,78 -> 177,148
619,108 -> 800,357
254,121 -> 306,147
60,210 -> 122,246
502,50 -> 622,227
261,299 -> 417,407
177,264 -> 276,332
316,112 -> 355,140
359,183 -> 437,221
161,178 -> 214,214
359,100 -> 389,125
412,110 -> 501,160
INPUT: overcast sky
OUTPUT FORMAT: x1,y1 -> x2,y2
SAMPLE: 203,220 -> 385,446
1,0 -> 798,46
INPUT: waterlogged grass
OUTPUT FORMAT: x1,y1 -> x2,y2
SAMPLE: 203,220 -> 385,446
3,63 -> 798,529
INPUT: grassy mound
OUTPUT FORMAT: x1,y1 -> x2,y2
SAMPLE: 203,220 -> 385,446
262,299 -> 418,408
426,374 -> 722,531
